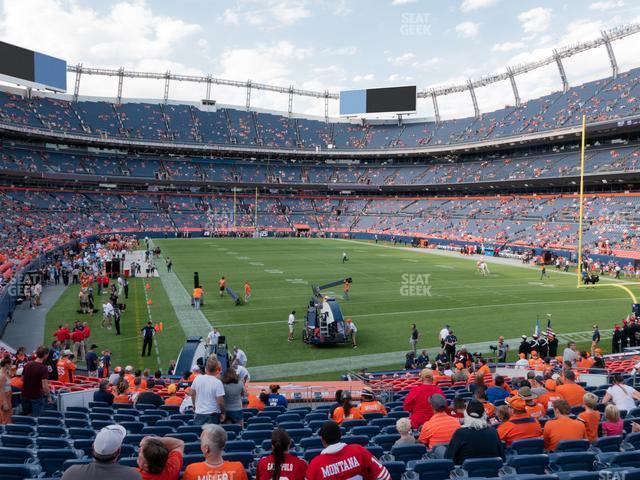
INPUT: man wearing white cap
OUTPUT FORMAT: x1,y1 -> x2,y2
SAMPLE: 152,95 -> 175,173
62,424 -> 141,480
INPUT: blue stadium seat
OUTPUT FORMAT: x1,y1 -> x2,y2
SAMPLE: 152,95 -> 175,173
363,412 -> 385,421
169,414 -> 193,423
184,442 -> 202,454
278,421 -> 305,430
73,439 -> 94,456
64,411 -> 88,420
408,459 -> 455,480
383,461 -> 406,480
277,413 -> 302,423
305,413 -> 328,423
460,457 -> 503,478
123,434 -> 145,446
36,437 -> 72,449
390,444 -> 426,463
300,437 -> 324,451
119,457 -> 138,467
549,452 -> 596,472
370,418 -> 396,428
242,430 -> 272,444
222,424 -> 243,435
65,419 -> 90,429
509,437 -> 544,455
507,454 -> 549,475
62,458 -> 92,471
387,411 -> 409,419
168,432 -> 199,443
342,419 -> 367,430
37,417 -> 63,426
139,415 -> 163,426
5,424 -> 35,436
342,435 -> 370,446
246,421 -> 274,431
88,401 -> 109,408
225,440 -> 256,452
0,435 -> 34,448
304,448 -> 322,462
373,433 -> 400,452
0,464 -> 41,480
287,428 -> 313,444
307,420 -> 326,432
37,449 -> 82,476
291,407 -> 312,416
91,407 -> 114,415
113,414 -> 137,423
592,435 -> 623,453
264,406 -> 286,414
67,407 -> 89,414
555,439 -> 590,452
0,447 -> 34,464
160,405 -> 180,413
367,445 -> 384,459
91,420 -> 112,431
623,433 -> 640,450
112,403 -> 133,410
563,473 -> 599,480
37,425 -> 67,438
178,425 -> 204,435
144,409 -> 169,418
608,451 -> 640,468
257,411 -> 280,419
117,408 -> 141,417
156,419 -> 185,429
223,451 -> 254,467
120,421 -> 144,434
141,426 -> 174,436
351,426 -> 381,437
67,428 -> 95,440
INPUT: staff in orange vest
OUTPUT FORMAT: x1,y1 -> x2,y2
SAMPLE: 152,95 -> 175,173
218,277 -> 226,297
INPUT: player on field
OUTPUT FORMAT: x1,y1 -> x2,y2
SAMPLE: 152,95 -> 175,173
244,281 -> 251,303
342,251 -> 348,263
480,261 -> 490,276
307,421 -> 391,480
218,276 -> 226,297
342,279 -> 350,300
540,264 -> 548,280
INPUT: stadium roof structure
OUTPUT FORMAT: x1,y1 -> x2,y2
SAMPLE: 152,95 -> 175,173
63,23 -> 640,122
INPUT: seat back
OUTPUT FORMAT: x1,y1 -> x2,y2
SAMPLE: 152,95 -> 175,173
551,452 -> 596,472
351,426 -> 381,437
0,464 -> 41,480
507,454 -> 549,475
593,435 -> 623,453
223,451 -> 254,467
373,433 -> 400,452
411,459 -> 455,480
382,461 -> 406,480
225,440 -> 256,452
510,437 -> 544,455
610,451 -> 640,468
390,444 -> 426,463
342,435 -> 370,446
461,457 -> 503,478
36,449 -> 79,476
0,447 -> 33,464
555,439 -> 590,453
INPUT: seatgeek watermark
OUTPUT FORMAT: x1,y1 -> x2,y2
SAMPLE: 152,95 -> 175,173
400,12 -> 431,36
400,273 -> 432,297
599,471 -> 627,480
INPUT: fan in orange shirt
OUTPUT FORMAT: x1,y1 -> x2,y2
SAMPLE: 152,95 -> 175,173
187,366 -> 201,383
578,392 -> 600,443
518,386 -> 546,419
555,371 -> 586,407
332,392 -> 364,424
56,350 -> 77,383
113,380 -> 132,404
358,388 -> 388,416
544,400 -> 587,451
164,384 -> 183,407
183,424 -> 248,480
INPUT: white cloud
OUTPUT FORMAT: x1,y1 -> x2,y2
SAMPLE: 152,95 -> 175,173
391,0 -> 417,5
322,45 -> 358,56
460,0 -> 499,13
387,52 -> 417,66
0,0 -> 201,67
518,7 -> 552,34
219,0 -> 311,28
589,0 -> 624,11
492,41 -> 526,52
455,21 -> 480,38
352,73 -> 375,83
388,74 -> 414,82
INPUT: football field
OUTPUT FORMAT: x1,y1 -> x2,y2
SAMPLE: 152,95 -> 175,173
46,238 -> 636,378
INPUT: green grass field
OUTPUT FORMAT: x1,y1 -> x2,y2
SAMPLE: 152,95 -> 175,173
45,238 -> 637,377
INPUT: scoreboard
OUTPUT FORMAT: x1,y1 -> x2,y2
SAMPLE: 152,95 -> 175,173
340,85 -> 416,116
0,41 -> 66,92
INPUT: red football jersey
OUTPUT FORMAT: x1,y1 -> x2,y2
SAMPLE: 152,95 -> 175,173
306,444 -> 390,480
256,453 -> 307,480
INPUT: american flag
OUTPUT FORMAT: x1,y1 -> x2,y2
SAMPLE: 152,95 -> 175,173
546,318 -> 554,337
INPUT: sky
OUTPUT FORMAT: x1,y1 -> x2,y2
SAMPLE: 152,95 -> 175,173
1,0 -> 639,119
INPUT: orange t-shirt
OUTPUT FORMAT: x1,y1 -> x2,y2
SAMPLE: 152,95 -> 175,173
556,383 -> 586,407
219,279 -> 226,288
543,416 -> 587,451
244,284 -> 251,294
480,400 -> 496,418
418,412 -> 461,449
114,394 -> 131,404
183,461 -> 247,480
476,364 -> 490,376
247,394 -> 265,411
577,358 -> 594,370
537,391 -> 562,410
164,396 -> 183,407
332,406 -> 363,424
497,413 -> 543,446
525,403 -> 547,420
578,410 -> 601,443
193,288 -> 203,299
359,401 -> 387,415
56,359 -> 76,383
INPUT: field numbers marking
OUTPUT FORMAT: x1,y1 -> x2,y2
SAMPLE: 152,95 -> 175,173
435,264 -> 455,269
285,278 -> 309,285
265,269 -> 283,274
249,262 -> 264,266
